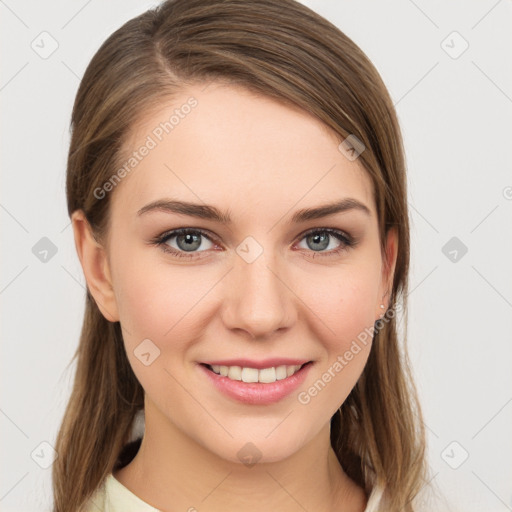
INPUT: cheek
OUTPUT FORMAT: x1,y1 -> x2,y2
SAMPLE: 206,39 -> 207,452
292,263 -> 380,411
106,239 -> 382,458
295,262 -> 381,347
111,258 -> 213,404
111,252 -> 217,358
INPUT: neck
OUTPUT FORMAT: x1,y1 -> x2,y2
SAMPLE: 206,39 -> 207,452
114,401 -> 367,512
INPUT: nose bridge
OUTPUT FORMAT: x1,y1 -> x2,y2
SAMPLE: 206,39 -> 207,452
222,236 -> 294,338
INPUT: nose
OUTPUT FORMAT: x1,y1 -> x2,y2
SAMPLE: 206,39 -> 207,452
221,249 -> 296,340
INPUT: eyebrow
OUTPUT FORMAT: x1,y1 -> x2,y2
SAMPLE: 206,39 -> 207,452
136,197 -> 371,223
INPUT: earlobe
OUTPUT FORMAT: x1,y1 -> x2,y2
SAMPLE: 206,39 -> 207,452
71,210 -> 119,322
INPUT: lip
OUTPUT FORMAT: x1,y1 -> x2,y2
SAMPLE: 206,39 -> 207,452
200,358 -> 310,369
198,361 -> 314,405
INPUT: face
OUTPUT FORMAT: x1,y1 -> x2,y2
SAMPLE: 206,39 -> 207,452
75,82 -> 396,464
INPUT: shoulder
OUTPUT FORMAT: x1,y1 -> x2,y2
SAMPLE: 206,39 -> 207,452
363,484 -> 384,512
81,473 -> 162,512
81,479 -> 107,512
336,477 -> 385,512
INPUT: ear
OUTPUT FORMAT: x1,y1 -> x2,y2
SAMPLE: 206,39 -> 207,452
71,210 -> 119,322
376,226 -> 398,320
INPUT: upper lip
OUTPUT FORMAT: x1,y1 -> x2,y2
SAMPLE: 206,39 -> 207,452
200,358 -> 312,369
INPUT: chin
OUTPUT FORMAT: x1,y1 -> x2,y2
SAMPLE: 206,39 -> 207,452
201,425 -> 313,466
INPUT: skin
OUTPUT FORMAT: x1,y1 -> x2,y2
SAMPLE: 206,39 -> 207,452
72,82 -> 397,512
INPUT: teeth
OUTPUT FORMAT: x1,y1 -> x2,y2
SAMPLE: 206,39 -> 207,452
275,365 -> 287,380
228,366 -> 242,380
258,367 -> 275,383
209,363 -> 304,383
242,367 -> 259,382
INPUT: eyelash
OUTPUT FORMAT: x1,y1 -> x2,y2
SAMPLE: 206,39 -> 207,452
150,227 -> 357,260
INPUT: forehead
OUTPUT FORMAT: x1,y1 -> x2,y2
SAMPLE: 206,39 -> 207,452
111,82 -> 374,220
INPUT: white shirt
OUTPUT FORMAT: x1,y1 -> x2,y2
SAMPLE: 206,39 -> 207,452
83,472 -> 381,511
83,473 -> 160,512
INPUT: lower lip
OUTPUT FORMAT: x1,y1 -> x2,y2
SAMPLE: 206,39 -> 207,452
198,362 -> 313,405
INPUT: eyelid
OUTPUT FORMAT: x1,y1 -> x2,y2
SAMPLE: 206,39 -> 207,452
292,227 -> 356,254
150,226 -> 357,259
295,226 -> 353,243
150,227 -> 219,253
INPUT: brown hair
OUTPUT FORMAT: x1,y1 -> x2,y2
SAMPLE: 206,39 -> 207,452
54,0 -> 429,510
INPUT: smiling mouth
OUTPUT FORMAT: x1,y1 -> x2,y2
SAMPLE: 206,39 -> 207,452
201,362 -> 312,384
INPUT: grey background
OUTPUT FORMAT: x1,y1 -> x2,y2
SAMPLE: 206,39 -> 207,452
1,1 -> 511,510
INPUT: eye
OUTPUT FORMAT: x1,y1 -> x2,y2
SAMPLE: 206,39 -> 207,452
151,228 -> 216,259
150,227 -> 357,260
295,228 -> 356,257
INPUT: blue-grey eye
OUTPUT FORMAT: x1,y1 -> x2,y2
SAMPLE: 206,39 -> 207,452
298,231 -> 345,252
164,230 -> 214,252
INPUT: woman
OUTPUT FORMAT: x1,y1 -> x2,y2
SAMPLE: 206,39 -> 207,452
53,0 -> 429,510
